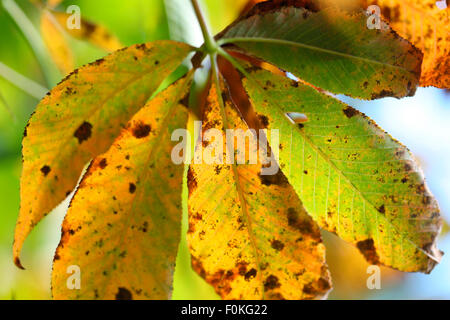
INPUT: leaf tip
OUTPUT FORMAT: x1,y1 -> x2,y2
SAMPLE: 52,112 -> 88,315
13,255 -> 25,270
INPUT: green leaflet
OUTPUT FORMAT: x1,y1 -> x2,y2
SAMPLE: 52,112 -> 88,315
219,5 -> 422,100
241,67 -> 442,273
52,73 -> 192,300
14,41 -> 193,268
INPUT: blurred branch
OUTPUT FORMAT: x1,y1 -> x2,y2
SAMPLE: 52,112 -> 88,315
0,61 -> 48,99
2,0 -> 60,86
0,88 -> 17,122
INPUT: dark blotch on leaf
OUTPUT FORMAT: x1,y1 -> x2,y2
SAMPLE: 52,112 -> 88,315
357,239 -> 380,264
287,208 -> 313,235
259,170 -> 289,187
74,121 -> 93,144
40,165 -> 51,176
258,114 -> 270,128
343,106 -> 358,118
23,123 -> 30,138
132,121 -> 151,139
371,89 -> 394,100
271,240 -> 285,251
191,256 -> 207,279
187,167 -> 198,196
264,275 -> 280,291
244,268 -> 257,281
91,58 -> 105,66
129,183 -> 136,194
99,158 -> 107,169
115,287 -> 133,300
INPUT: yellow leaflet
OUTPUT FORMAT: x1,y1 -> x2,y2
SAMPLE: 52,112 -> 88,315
52,11 -> 123,52
52,74 -> 192,300
41,10 -> 74,75
187,81 -> 331,300
14,41 -> 193,269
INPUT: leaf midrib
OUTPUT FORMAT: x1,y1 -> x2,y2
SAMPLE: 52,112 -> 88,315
219,37 -> 413,74
212,67 -> 266,298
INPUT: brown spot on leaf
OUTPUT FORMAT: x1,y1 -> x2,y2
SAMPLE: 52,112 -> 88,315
115,287 -> 133,300
357,239 -> 380,264
23,123 -> 30,138
287,208 -> 317,238
264,275 -> 280,291
191,256 -> 206,279
90,58 -> 105,66
187,167 -> 198,196
99,158 -> 107,169
303,278 -> 330,297
129,183 -> 136,194
244,268 -> 257,281
271,239 -> 285,251
259,170 -> 289,186
14,256 -> 25,270
371,89 -> 395,100
258,114 -> 270,128
237,262 -> 248,275
343,106 -> 358,118
40,165 -> 51,176
74,121 -> 92,144
132,121 -> 151,139
268,292 -> 286,300
240,0 -> 320,22
318,277 -> 331,291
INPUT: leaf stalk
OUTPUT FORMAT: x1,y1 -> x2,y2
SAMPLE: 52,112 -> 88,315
191,0 -> 217,54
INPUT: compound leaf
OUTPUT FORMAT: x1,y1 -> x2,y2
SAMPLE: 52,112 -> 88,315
14,41 -> 193,269
52,74 -> 192,300
187,80 -> 331,300
218,2 -> 422,99
241,66 -> 443,273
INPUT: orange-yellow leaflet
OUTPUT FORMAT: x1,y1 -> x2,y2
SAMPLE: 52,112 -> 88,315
14,41 -> 193,269
52,73 -> 192,300
187,80 -> 331,300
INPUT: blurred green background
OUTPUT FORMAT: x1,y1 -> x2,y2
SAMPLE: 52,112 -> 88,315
0,0 -> 448,300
